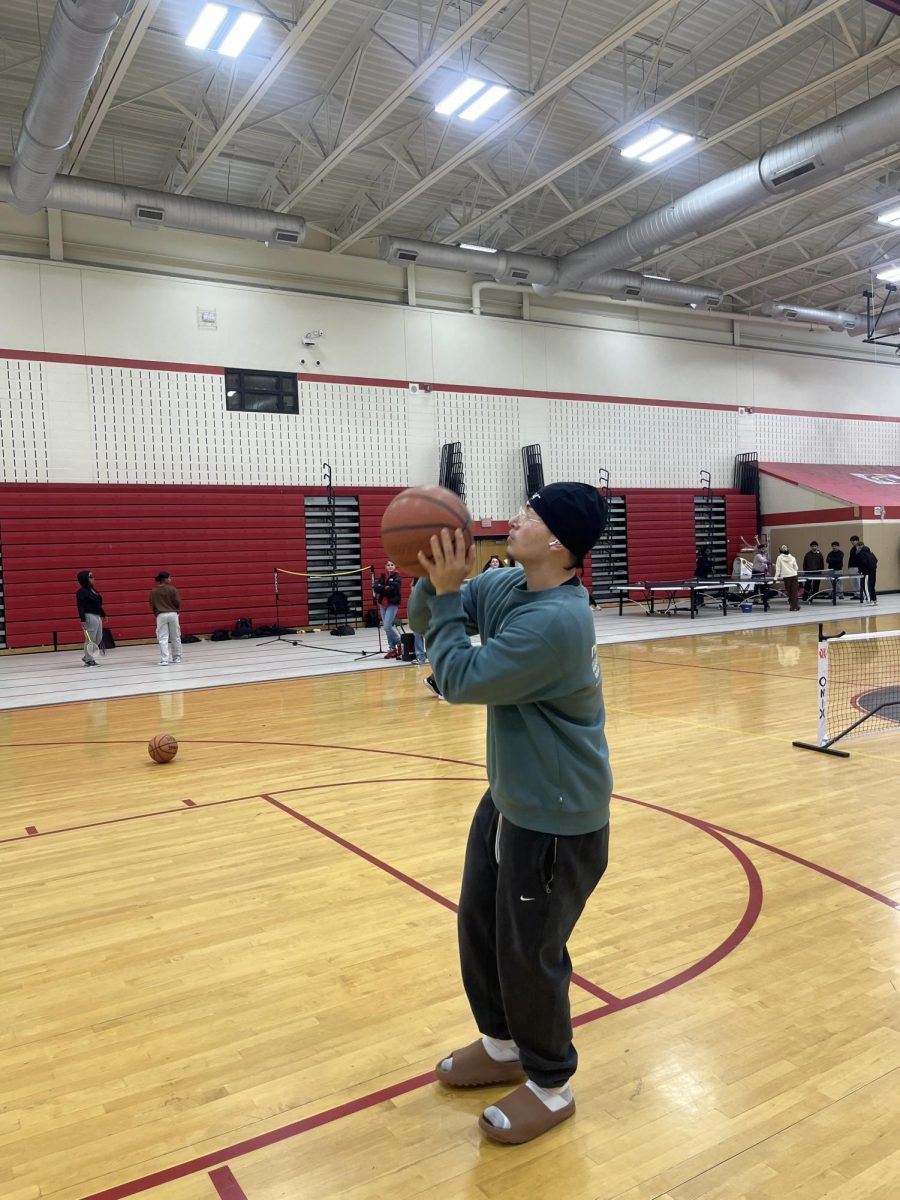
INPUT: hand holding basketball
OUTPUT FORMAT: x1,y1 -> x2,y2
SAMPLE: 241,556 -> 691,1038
380,486 -> 472,576
420,527 -> 475,594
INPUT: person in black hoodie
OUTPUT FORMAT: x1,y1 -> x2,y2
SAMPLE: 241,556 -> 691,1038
75,570 -> 106,667
856,543 -> 878,605
373,559 -> 403,659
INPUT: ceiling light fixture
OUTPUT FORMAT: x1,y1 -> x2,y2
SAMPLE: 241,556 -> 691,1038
620,127 -> 675,159
218,11 -> 262,57
876,265 -> 900,282
435,78 -> 486,116
639,131 -> 695,163
876,204 -> 900,227
185,3 -> 228,50
459,243 -> 498,253
620,126 -> 695,163
459,85 -> 510,121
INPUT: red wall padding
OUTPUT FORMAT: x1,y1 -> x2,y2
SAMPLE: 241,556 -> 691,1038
0,484 -> 754,649
0,484 -> 405,649
620,488 -> 757,582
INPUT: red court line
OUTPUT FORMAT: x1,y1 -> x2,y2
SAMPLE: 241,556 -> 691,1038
261,794 -> 622,1006
209,1166 -> 248,1199
0,738 -> 486,772
74,798 -> 762,1200
703,821 -> 900,911
75,1072 -> 435,1200
0,778 -> 486,847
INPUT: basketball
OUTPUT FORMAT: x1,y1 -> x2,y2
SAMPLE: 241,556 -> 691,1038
148,733 -> 178,764
381,486 -> 473,576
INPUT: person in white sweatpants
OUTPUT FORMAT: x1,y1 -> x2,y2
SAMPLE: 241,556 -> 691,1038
149,571 -> 183,665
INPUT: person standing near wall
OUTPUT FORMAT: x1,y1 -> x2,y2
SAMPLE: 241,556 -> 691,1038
856,543 -> 878,605
826,541 -> 844,574
801,540 -> 824,602
150,571 -> 183,665
374,559 -> 402,659
75,570 -> 106,667
848,535 -> 862,597
774,545 -> 801,611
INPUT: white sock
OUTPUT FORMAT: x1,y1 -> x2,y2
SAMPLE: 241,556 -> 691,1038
482,1081 -> 573,1131
482,1036 -> 520,1063
439,1035 -> 518,1074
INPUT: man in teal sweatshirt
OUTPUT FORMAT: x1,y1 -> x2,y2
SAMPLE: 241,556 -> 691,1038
408,481 -> 611,1145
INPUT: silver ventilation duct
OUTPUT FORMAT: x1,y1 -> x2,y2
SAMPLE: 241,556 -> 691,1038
10,0 -> 136,213
378,236 -> 717,306
575,270 -> 723,308
848,306 -> 900,337
379,236 -> 557,286
549,84 -> 900,294
0,167 -> 305,246
380,85 -> 900,331
760,301 -> 860,332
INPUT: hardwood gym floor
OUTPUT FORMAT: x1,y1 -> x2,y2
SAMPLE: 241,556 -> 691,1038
1,616 -> 899,1200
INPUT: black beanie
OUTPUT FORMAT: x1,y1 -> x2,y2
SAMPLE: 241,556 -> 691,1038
528,482 -> 608,566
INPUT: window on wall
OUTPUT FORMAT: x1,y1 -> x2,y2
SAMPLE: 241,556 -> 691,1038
225,368 -> 299,414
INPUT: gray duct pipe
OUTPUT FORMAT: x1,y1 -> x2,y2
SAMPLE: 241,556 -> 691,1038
760,301 -> 860,333
378,235 -> 719,306
0,166 -> 305,245
548,84 -> 900,294
379,236 -> 558,285
848,305 -> 900,336
575,270 -> 723,308
10,0 -> 136,213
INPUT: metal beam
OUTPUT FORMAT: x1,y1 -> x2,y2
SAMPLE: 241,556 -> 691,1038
176,0 -> 340,195
274,0 -> 509,212
682,200 -> 896,280
67,0 -> 163,176
639,146 -> 900,272
328,0 -> 684,252
746,229 -> 900,306
444,0 -> 852,248
728,228 -> 900,294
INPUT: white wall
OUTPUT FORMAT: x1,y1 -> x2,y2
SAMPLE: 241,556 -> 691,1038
2,256 -> 900,522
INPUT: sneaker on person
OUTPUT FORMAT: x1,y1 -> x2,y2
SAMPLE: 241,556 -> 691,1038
423,675 -> 444,700
159,660 -> 169,666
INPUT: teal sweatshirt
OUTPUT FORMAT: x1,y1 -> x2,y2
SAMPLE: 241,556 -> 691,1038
409,567 -> 611,835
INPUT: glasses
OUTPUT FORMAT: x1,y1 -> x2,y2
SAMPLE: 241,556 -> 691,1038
512,505 -> 543,525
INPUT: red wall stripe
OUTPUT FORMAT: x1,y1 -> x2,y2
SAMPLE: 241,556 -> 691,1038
761,507 -> 862,525
1,346 -> 898,422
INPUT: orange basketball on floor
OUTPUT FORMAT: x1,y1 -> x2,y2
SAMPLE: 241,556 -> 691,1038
381,486 -> 473,576
148,733 -> 178,764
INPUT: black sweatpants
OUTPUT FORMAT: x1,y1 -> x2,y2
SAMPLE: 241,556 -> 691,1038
457,790 -> 610,1088
860,571 -> 877,603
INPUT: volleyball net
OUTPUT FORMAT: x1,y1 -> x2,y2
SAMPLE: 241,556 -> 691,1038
793,624 -> 900,757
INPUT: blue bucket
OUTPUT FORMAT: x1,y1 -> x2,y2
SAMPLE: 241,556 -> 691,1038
740,602 -> 753,614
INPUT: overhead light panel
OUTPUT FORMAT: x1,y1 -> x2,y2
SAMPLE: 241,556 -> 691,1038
459,243 -> 498,253
621,126 -> 694,163
876,265 -> 900,282
459,85 -> 510,121
218,11 -> 262,56
876,204 -> 900,227
620,127 -> 675,159
639,131 -> 695,163
435,78 -> 486,115
185,3 -> 228,49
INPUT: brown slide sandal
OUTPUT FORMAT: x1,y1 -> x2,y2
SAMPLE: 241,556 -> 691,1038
478,1083 -> 576,1144
435,1040 -> 526,1087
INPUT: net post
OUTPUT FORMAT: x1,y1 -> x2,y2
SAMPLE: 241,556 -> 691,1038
816,623 -> 828,749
